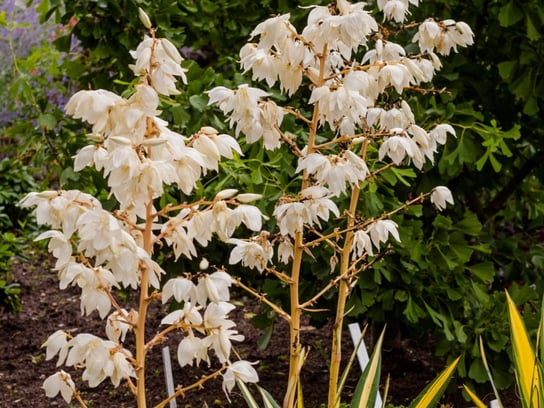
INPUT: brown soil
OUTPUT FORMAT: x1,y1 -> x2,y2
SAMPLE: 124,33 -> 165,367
1,256 -> 520,408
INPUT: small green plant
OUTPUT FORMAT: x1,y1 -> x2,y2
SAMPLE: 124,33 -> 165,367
0,279 -> 21,313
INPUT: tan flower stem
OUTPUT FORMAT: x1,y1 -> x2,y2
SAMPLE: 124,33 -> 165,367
306,227 -> 342,252
135,197 -> 154,408
153,198 -> 211,218
277,125 -> 304,157
145,323 -> 182,351
312,129 -> 411,151
153,365 -> 227,408
300,251 -> 387,310
265,267 -> 294,284
284,230 -> 304,408
126,377 -> 137,395
305,192 -> 428,248
283,43 -> 328,408
328,139 -> 370,408
234,278 -> 291,322
282,106 -> 312,125
72,390 -> 89,408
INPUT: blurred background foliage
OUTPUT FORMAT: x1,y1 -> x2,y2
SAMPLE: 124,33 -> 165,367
2,0 -> 544,398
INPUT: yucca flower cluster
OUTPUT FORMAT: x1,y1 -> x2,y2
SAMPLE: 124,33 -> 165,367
209,0 -> 468,279
21,12 -> 260,406
204,1 -> 471,406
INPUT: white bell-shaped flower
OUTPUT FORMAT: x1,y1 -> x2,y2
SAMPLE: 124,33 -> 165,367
162,277 -> 197,304
42,330 -> 69,365
43,370 -> 75,403
177,333 -> 210,367
196,271 -> 234,305
430,186 -> 454,211
222,360 -> 259,396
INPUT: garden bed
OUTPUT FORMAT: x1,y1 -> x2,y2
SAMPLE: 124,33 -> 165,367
1,256 -> 518,407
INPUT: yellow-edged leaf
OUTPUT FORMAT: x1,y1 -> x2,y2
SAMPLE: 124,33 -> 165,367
358,329 -> 385,407
236,379 -> 260,408
506,290 -> 540,407
297,378 -> 304,408
258,385 -> 281,408
462,384 -> 487,408
350,328 -> 385,408
410,355 -> 461,408
479,336 -> 503,407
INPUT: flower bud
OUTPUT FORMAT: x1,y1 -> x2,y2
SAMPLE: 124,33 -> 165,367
200,126 -> 218,135
352,136 -> 366,144
199,258 -> 209,270
236,193 -> 262,203
138,8 -> 152,29
37,191 -> 60,199
109,136 -> 132,145
215,189 -> 239,200
87,133 -> 104,142
141,138 -> 167,146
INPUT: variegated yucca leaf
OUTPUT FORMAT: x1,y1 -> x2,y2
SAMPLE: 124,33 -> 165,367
462,384 -> 487,408
505,290 -> 544,408
350,328 -> 385,408
237,379 -> 261,408
409,355 -> 461,408
258,385 -> 281,408
478,336 -> 503,407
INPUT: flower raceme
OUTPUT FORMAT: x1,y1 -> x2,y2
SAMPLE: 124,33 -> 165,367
23,17 -> 262,405
210,1 -> 469,275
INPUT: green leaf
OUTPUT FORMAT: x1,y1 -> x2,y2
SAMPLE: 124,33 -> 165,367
523,96 -> 539,116
257,324 -> 273,350
525,13 -> 542,41
454,212 -> 481,236
38,113 -> 57,130
453,321 -> 468,343
497,60 -> 517,80
489,152 -> 502,172
423,301 -> 447,329
506,290 -> 544,407
471,282 -> 490,305
462,384 -> 488,408
510,68 -> 533,99
498,0 -> 524,27
189,94 -> 209,112
478,337 -> 504,407
390,167 -> 416,187
335,324 -> 369,406
404,295 -> 426,323
468,359 -> 487,382
467,262 -> 496,283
